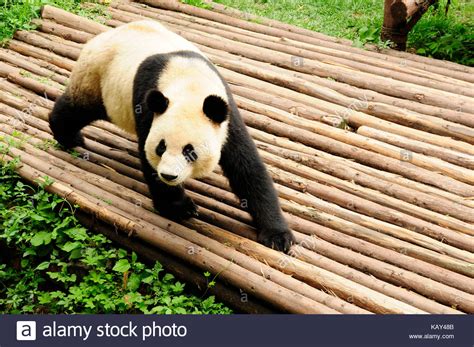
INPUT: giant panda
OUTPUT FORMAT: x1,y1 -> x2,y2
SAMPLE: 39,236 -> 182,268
49,20 -> 294,252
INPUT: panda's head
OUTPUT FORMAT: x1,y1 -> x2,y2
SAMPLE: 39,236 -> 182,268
143,89 -> 229,186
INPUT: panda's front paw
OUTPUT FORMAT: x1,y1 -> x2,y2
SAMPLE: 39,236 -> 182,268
258,227 -> 295,253
55,132 -> 85,150
154,195 -> 198,221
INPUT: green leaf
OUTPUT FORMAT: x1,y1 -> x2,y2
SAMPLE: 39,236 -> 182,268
113,259 -> 130,273
30,231 -> 52,246
127,273 -> 142,291
61,241 -> 81,252
36,261 -> 50,270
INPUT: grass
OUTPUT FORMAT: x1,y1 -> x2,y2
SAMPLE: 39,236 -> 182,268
0,138 -> 232,314
212,0 -> 473,66
0,0 -> 110,44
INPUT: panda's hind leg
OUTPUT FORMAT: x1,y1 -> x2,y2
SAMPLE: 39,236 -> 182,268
49,93 -> 107,149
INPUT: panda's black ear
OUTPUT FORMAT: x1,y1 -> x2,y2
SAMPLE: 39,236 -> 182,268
146,90 -> 169,114
203,95 -> 228,124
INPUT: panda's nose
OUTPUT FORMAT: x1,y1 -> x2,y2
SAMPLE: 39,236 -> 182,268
161,173 -> 178,182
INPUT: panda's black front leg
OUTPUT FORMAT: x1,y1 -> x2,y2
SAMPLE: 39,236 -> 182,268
219,114 -> 295,253
138,149 -> 198,221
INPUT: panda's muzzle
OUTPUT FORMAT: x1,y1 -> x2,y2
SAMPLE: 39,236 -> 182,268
160,173 -> 178,182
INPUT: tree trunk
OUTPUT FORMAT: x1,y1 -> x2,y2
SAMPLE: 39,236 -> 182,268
381,0 -> 437,50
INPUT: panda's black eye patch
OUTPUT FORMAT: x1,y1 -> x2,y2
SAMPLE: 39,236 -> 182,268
156,139 -> 166,157
183,144 -> 197,163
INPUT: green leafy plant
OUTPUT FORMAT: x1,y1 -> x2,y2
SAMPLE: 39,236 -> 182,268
0,0 -> 110,45
0,159 -> 232,314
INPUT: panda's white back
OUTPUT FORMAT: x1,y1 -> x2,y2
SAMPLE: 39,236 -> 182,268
69,20 -> 205,134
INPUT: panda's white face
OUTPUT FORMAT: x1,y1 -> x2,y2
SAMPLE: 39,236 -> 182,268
144,91 -> 229,186
143,56 -> 229,186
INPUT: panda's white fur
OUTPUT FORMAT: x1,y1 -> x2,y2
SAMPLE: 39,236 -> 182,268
49,20 -> 295,252
70,20 -> 228,184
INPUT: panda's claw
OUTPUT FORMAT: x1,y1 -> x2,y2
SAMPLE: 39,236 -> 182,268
258,228 -> 295,253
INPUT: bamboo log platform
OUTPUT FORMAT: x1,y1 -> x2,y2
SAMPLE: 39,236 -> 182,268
0,1 -> 473,314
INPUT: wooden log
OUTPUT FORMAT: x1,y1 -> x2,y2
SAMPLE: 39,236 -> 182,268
202,0 -> 473,78
75,211 -> 276,314
7,39 -> 75,71
226,81 -> 474,156
204,1 -> 352,45
0,48 -> 68,85
260,154 -> 474,257
0,47 -> 70,77
291,243 -> 461,314
0,108 -> 143,182
14,30 -> 81,60
272,181 -> 474,276
201,171 -> 473,278
34,31 -> 83,50
240,108 -> 474,197
138,0 -> 472,75
41,5 -> 109,35
0,121 -> 366,314
195,205 -> 464,314
223,56 -> 474,128
254,139 -> 474,232
111,8 -> 474,112
31,19 -> 94,43
248,126 -> 474,210
0,65 -> 63,100
189,176 -> 474,296
126,2 -> 474,85
0,129 -> 432,314
200,50 -> 474,143
111,4 -> 474,96
1,151 -> 337,314
358,126 -> 474,169
231,95 -> 474,184
4,119 -> 472,308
